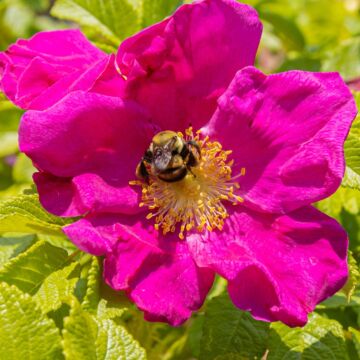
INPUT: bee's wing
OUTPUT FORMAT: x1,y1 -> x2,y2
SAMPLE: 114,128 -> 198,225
153,148 -> 172,171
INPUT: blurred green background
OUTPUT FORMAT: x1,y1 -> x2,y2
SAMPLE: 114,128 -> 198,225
0,1 -> 360,359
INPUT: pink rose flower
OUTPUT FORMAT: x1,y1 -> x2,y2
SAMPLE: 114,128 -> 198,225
1,0 -> 357,326
0,29 -> 108,110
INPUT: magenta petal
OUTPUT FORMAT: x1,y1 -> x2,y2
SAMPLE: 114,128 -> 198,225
204,67 -> 357,213
63,215 -> 122,256
129,246 -> 214,326
27,56 -> 117,110
64,214 -> 215,325
188,206 -> 348,326
116,0 -> 262,131
34,172 -> 143,217
33,173 -> 87,217
90,55 -> 125,97
20,91 -> 155,216
0,29 -> 107,109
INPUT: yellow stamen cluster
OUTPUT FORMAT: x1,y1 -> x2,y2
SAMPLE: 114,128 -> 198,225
130,128 -> 245,239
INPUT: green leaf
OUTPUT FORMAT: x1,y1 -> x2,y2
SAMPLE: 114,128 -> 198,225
0,234 -> 36,266
258,10 -> 305,51
200,293 -> 270,360
63,297 -> 146,360
62,298 -> 98,360
342,252 -> 360,302
342,167 -> 360,191
97,319 -> 147,360
187,315 -> 204,359
81,256 -> 100,314
96,299 -> 128,321
277,56 -> 321,72
0,184 -> 33,202
51,0 -> 184,49
12,153 -> 36,184
344,93 -> 360,189
34,262 -> 80,313
96,281 -> 130,321
37,233 -> 78,253
322,37 -> 360,80
0,282 -> 63,360
318,291 -> 360,309
268,313 -> 347,359
0,194 -> 73,235
0,240 -> 70,294
349,327 -> 360,358
51,0 -> 139,46
316,186 -> 360,220
140,0 -> 181,27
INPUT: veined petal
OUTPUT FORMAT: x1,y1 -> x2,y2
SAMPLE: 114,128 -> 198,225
116,0 -> 262,131
0,29 -> 108,109
188,206 -> 348,326
204,67 -> 357,213
20,91 -> 155,216
64,214 -> 215,325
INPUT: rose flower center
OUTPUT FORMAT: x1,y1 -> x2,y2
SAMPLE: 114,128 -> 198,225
130,128 -> 245,239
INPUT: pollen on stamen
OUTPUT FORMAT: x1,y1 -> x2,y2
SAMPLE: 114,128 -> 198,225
129,127 -> 245,239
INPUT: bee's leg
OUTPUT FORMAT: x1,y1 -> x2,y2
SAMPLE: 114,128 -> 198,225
187,140 -> 201,157
136,160 -> 150,182
185,140 -> 201,167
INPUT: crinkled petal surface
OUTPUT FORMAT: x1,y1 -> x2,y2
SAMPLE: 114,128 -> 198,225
187,206 -> 348,326
64,214 -> 215,325
203,67 -> 357,213
19,91 -> 156,216
0,29 -> 108,109
116,0 -> 262,131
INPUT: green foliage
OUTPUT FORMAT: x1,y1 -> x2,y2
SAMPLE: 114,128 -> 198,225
140,0 -> 182,28
51,0 -> 182,50
257,9 -> 305,51
34,262 -> 80,313
81,256 -> 101,314
0,238 -> 147,359
343,167 -> 360,191
344,93 -> 360,187
200,293 -> 270,359
349,327 -> 360,358
0,194 -> 73,235
268,314 -> 347,359
51,0 -> 138,48
12,153 -> 36,184
323,37 -> 360,80
0,0 -> 66,51
0,282 -> 63,360
196,294 -> 355,359
0,234 -> 36,266
0,240 -> 69,294
63,297 -> 146,360
342,252 -> 360,302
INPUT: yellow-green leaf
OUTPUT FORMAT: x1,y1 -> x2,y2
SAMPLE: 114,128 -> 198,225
0,240 -> 70,294
0,282 -> 63,360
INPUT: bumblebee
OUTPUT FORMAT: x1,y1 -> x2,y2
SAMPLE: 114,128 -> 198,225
136,131 -> 201,182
